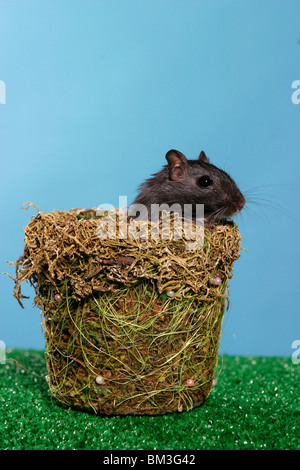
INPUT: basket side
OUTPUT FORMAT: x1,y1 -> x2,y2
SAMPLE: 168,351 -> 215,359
42,280 -> 226,415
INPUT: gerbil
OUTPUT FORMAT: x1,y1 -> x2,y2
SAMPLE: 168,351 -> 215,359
129,149 -> 245,223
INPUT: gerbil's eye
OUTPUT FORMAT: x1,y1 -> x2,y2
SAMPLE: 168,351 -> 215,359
198,175 -> 213,187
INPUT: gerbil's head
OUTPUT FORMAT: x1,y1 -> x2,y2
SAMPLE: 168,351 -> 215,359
165,149 -> 245,222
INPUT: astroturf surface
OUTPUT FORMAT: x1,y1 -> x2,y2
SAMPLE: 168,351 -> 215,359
0,349 -> 299,451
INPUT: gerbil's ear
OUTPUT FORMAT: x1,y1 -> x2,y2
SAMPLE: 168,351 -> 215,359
198,151 -> 210,163
165,150 -> 188,181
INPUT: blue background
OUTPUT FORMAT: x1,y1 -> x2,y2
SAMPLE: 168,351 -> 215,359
1,0 -> 299,356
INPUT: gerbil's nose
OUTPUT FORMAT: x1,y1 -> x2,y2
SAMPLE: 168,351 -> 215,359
236,195 -> 246,211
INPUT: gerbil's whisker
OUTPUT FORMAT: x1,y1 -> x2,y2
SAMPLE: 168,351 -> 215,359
239,204 -> 267,225
245,196 -> 288,217
208,206 -> 229,222
242,184 -> 289,217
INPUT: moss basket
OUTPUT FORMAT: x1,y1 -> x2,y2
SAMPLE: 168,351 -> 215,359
11,205 -> 242,415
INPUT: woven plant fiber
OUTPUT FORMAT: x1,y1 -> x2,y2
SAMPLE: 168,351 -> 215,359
11,204 -> 242,415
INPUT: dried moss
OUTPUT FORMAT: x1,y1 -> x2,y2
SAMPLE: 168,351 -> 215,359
8,203 -> 242,415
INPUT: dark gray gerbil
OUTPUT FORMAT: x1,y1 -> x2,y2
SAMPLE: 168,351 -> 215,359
129,149 -> 245,223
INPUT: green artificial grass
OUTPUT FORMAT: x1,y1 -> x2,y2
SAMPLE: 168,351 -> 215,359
0,349 -> 299,450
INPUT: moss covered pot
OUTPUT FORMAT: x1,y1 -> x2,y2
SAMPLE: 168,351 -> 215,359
11,205 -> 242,415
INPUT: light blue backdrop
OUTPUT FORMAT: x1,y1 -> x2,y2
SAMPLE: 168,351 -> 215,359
1,0 -> 299,356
